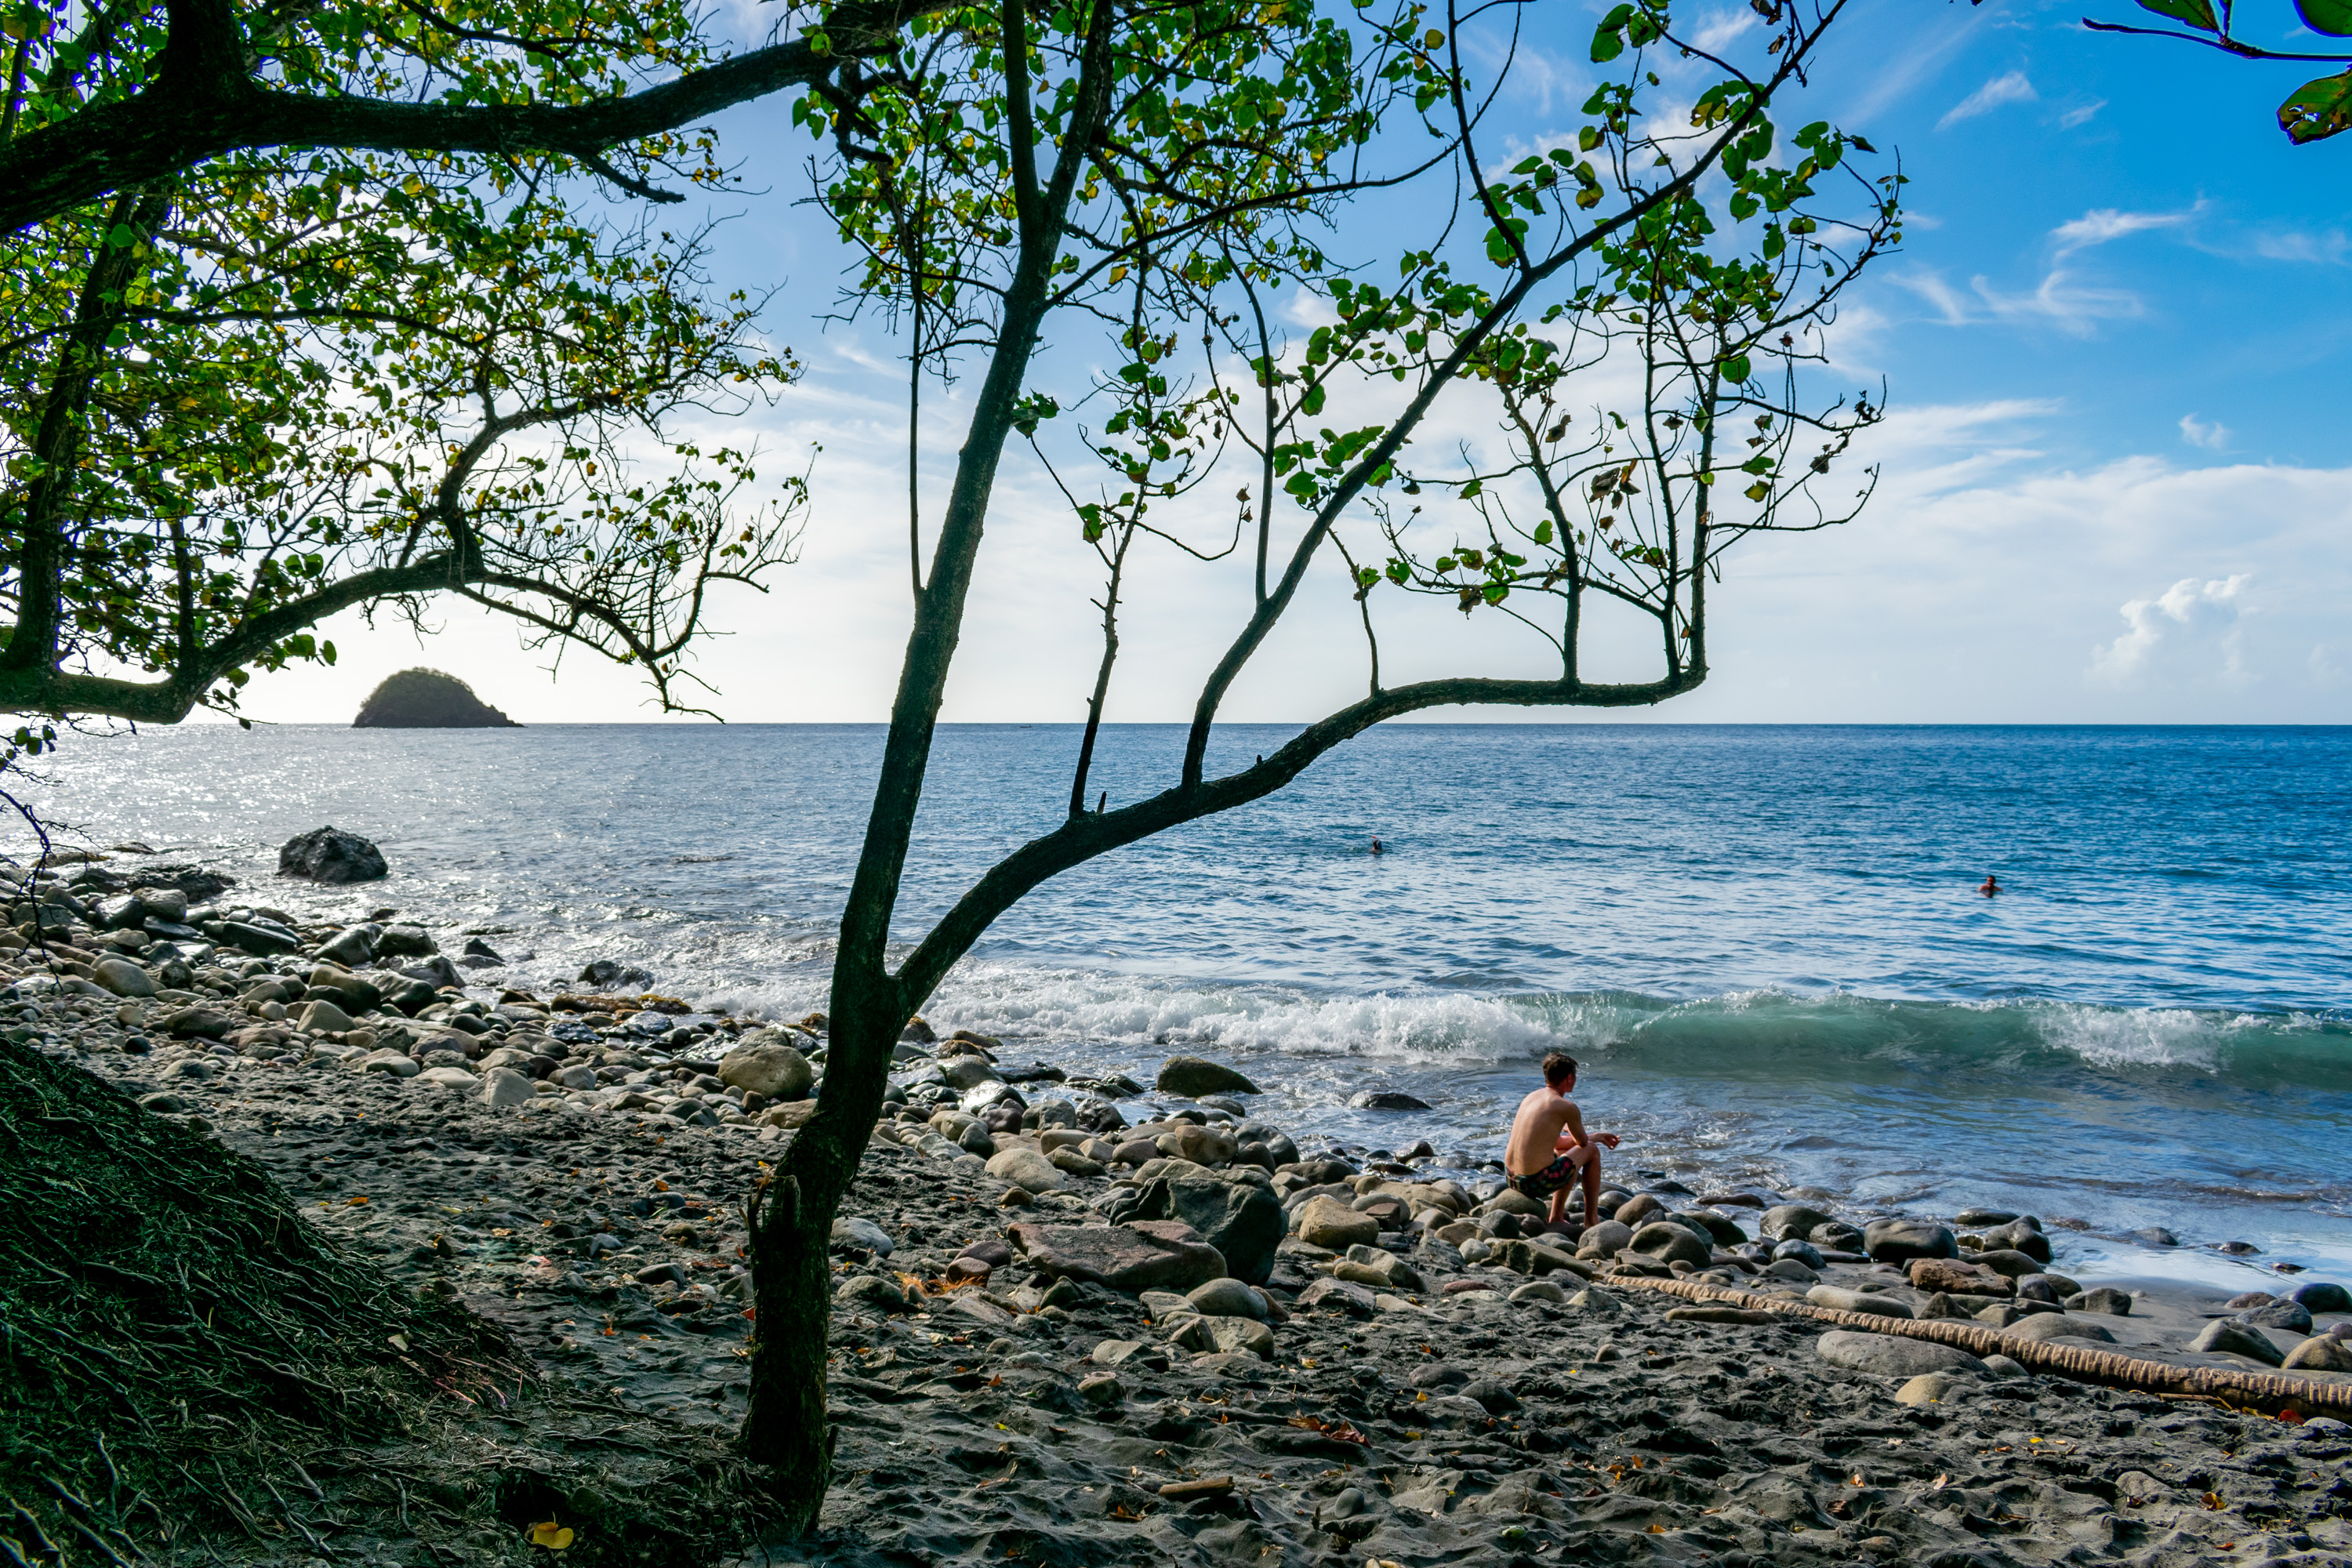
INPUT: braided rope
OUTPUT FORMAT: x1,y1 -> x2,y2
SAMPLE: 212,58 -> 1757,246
1608,1272 -> 2352,1419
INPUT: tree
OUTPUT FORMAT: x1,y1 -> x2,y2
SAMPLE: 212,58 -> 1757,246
0,0 -> 964,234
1,136 -> 804,725
2083,0 -> 2352,143
741,0 -> 1899,1534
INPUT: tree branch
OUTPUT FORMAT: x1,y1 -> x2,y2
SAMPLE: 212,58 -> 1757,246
0,0 -> 960,234
898,668 -> 1702,1003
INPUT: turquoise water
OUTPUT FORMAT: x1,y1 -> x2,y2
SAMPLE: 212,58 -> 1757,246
20,723 -> 2350,1283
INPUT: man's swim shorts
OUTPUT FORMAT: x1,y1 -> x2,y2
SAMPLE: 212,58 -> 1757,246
1509,1150 -> 1584,1203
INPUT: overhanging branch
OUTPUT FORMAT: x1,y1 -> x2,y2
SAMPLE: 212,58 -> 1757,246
894,667 -> 1702,1007
0,0 -> 960,234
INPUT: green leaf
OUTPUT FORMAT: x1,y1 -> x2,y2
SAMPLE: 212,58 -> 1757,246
2281,69 -> 2352,141
2298,0 -> 2352,34
2134,0 -> 2217,29
1720,353 -> 1752,382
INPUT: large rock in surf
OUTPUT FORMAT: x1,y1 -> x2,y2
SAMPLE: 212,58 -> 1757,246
1006,1220 -> 1225,1294
1109,1175 -> 1284,1284
352,667 -> 520,728
1154,1056 -> 1259,1097
278,826 -> 387,884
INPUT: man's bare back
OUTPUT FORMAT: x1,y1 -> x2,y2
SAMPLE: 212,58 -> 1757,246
1503,1053 -> 1619,1227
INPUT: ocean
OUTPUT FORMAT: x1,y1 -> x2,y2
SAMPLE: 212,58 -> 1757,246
20,722 -> 2350,1285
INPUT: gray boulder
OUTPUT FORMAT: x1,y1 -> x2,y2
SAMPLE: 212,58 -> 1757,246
2003,1312 -> 2116,1346
2288,1280 -> 2350,1312
1154,1056 -> 1260,1096
1628,1221 -> 1711,1270
939,1055 -> 1003,1091
1577,1219 -> 1635,1256
1762,1203 -> 1832,1240
1815,1330 -> 1988,1378
90,957 -> 156,997
1863,1218 -> 1958,1264
719,1036 -> 815,1101
1982,1218 -> 2053,1262
831,1217 -> 895,1256
985,1146 -> 1071,1192
1109,1175 -> 1283,1285
2282,1335 -> 2352,1372
2066,1287 -> 2133,1316
1806,1287 -> 1915,1319
477,1068 -> 535,1108
1296,1277 -> 1377,1317
1007,1220 -> 1225,1294
2236,1299 -> 2315,1333
1185,1278 -> 1266,1319
2190,1319 -> 2284,1365
317,926 -> 376,967
278,827 -> 388,884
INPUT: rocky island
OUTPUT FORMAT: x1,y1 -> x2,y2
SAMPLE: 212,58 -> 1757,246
352,667 -> 521,728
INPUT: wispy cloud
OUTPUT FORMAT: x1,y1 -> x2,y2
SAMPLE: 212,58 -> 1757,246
2179,414 -> 2230,451
2059,99 -> 2107,129
2050,204 -> 2198,256
1938,71 -> 2037,130
1891,268 -> 2142,336
2246,227 -> 2350,265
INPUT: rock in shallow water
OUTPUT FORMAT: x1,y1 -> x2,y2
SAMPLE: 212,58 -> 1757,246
1154,1055 -> 1258,1097
278,826 -> 388,884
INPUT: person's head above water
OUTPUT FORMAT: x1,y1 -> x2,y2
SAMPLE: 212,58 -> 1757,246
1541,1051 -> 1578,1090
1980,874 -> 2000,894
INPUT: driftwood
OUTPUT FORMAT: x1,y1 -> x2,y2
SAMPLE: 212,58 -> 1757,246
1613,1272 -> 2352,1419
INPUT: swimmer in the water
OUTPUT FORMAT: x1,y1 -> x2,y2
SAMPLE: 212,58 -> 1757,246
1980,874 -> 1999,896
1370,837 -> 1385,855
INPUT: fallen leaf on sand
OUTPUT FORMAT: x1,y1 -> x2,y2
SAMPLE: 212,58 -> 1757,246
527,1521 -> 574,1550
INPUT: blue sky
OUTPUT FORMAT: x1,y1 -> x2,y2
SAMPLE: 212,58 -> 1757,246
236,0 -> 2352,727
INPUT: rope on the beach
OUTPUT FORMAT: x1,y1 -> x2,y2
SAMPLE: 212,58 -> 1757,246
1611,1272 -> 2352,1419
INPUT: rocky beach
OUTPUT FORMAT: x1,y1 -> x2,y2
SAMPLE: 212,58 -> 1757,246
2,838 -> 2348,1566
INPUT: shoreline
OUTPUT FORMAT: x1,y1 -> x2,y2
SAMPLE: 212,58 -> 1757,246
8,862 -> 2351,1564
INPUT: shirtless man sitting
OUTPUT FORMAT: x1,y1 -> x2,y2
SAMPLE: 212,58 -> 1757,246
1504,1051 -> 1619,1228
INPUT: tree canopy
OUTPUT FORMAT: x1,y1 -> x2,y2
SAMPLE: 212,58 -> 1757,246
2,129 -> 804,724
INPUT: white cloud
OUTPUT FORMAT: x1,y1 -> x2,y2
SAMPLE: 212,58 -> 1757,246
2058,100 -> 2106,129
2049,204 -> 2198,256
2089,575 -> 2252,686
1938,71 -> 2037,130
2178,413 -> 2229,450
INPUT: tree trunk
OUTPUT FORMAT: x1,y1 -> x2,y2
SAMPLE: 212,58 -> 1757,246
740,934 -> 919,1531
740,1171 -> 835,1537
